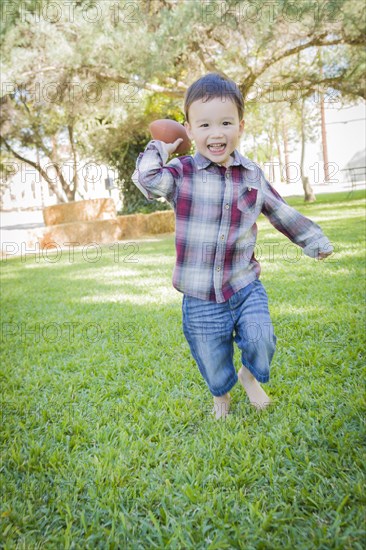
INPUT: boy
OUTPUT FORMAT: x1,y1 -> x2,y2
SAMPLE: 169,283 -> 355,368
132,73 -> 333,419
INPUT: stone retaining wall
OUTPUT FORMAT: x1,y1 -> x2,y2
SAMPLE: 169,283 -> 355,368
39,210 -> 175,249
43,198 -> 117,226
1,200 -> 175,258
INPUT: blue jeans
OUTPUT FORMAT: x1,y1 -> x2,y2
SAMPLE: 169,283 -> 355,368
182,279 -> 277,397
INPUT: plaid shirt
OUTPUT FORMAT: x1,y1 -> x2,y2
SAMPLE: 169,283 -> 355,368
132,140 -> 333,303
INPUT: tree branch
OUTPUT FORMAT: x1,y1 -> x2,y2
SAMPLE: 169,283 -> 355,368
257,73 -> 366,101
0,137 -> 67,202
241,35 -> 352,94
17,65 -> 186,98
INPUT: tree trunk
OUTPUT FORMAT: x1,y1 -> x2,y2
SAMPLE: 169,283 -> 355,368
68,123 -> 78,201
268,131 -> 275,183
320,92 -> 329,182
318,51 -> 330,183
275,126 -> 283,183
1,138 -> 67,203
282,116 -> 291,183
300,99 -> 316,202
302,176 -> 316,202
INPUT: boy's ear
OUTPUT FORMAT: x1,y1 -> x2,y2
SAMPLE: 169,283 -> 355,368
239,119 -> 245,135
184,121 -> 193,140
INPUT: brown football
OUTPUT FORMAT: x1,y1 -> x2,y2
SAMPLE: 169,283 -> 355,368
149,119 -> 192,154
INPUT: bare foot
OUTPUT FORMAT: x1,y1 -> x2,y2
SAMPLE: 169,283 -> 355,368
238,366 -> 271,410
212,393 -> 231,420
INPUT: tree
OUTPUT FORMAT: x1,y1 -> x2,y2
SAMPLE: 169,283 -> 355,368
0,3 -> 140,203
1,89 -> 85,202
68,0 -> 364,102
1,0 -> 364,208
298,98 -> 317,202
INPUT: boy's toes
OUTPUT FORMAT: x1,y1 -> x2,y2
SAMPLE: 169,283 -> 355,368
212,394 -> 231,419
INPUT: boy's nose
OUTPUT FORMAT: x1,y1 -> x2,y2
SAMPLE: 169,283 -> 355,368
210,127 -> 225,138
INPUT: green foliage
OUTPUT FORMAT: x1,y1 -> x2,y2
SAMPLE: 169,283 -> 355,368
1,191 -> 365,548
94,93 -> 190,214
0,0 -> 364,205
144,93 -> 186,124
112,135 -> 173,215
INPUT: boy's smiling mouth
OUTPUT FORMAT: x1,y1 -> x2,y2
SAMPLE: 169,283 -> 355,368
207,143 -> 226,153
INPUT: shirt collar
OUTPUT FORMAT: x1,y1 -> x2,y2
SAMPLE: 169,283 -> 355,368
193,149 -> 256,171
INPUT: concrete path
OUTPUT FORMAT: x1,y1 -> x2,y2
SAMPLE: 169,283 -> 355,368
0,210 -> 45,231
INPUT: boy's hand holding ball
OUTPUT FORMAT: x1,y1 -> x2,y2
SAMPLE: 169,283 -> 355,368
164,138 -> 184,156
149,119 -> 192,155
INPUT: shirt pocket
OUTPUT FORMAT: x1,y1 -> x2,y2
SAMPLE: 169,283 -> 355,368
237,187 -> 258,213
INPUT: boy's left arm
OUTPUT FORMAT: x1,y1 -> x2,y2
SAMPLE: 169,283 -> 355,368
260,177 -> 333,260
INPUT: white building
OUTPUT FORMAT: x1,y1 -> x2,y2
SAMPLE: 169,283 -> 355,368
1,152 -> 122,211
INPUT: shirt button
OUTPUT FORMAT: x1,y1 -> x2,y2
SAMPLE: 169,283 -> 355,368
221,234 -> 225,240
248,186 -> 252,191
216,266 -> 221,271
225,204 -> 229,209
225,172 -> 230,179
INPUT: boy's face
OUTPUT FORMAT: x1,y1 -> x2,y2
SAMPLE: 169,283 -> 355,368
184,96 -> 244,167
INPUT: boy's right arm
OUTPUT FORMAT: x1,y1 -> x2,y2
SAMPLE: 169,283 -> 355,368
131,139 -> 183,204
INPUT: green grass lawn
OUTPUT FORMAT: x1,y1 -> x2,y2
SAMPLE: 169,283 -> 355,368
1,190 -> 365,549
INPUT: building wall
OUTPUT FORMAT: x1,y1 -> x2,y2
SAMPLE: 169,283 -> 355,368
1,159 -> 122,211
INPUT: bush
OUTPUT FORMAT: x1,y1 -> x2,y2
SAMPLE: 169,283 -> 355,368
111,135 -> 172,215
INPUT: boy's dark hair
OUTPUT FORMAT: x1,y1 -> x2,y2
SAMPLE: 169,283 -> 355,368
184,73 -> 244,122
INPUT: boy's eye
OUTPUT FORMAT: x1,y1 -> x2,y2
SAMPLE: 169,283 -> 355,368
198,122 -> 232,127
